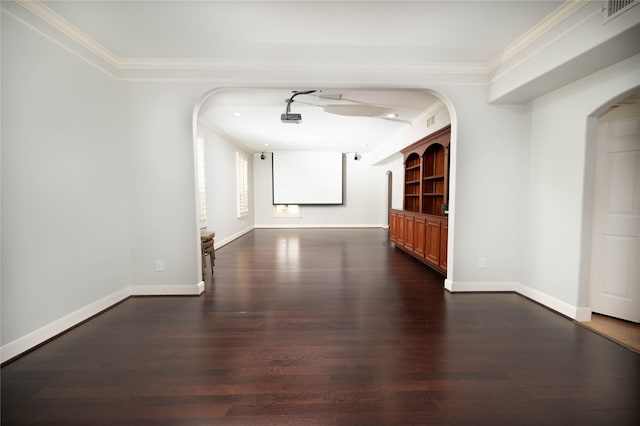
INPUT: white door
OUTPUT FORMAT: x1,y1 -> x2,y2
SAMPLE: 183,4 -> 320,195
589,104 -> 640,323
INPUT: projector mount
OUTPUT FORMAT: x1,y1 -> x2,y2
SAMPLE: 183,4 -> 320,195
281,90 -> 317,123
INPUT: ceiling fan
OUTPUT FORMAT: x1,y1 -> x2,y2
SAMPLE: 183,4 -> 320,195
291,91 -> 416,125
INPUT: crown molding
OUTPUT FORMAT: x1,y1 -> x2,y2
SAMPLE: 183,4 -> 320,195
116,57 -> 488,75
14,0 -> 488,77
2,4 -> 118,80
490,5 -> 602,84
407,99 -> 447,127
423,99 -> 447,118
14,0 -> 586,82
487,0 -> 588,73
16,0 -> 120,66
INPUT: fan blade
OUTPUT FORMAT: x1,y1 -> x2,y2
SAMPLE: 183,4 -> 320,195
323,104 -> 393,117
381,116 -> 414,125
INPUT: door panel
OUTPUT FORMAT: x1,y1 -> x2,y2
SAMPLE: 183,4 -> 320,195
590,105 -> 640,323
397,212 -> 405,247
389,210 -> 397,243
414,216 -> 426,258
404,215 -> 415,251
425,218 -> 440,266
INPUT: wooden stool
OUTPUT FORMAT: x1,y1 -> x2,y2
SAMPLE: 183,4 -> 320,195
200,230 -> 215,279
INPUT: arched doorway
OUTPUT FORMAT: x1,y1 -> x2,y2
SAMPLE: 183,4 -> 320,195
191,88 -> 457,281
386,170 -> 393,228
588,92 -> 640,323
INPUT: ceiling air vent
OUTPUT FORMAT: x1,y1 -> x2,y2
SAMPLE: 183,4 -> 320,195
605,0 -> 638,20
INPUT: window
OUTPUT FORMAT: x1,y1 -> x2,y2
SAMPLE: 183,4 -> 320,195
196,134 -> 207,227
273,204 -> 301,218
236,152 -> 249,217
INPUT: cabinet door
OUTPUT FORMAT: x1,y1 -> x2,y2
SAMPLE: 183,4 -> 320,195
439,220 -> 448,273
389,210 -> 398,242
397,212 -> 405,247
404,214 -> 415,251
414,215 -> 426,258
425,218 -> 441,266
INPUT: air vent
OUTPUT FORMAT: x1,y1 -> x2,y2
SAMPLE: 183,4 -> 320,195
605,0 -> 637,19
426,115 -> 436,127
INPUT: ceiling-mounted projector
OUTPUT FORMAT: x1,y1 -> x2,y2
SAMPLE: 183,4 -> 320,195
281,90 -> 316,123
281,113 -> 302,123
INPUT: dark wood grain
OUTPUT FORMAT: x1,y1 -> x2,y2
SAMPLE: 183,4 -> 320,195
2,229 -> 639,425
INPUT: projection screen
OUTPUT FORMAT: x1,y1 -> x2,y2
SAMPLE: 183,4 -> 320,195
272,152 -> 344,205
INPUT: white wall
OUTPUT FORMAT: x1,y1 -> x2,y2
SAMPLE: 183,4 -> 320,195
525,53 -> 640,309
201,126 -> 254,246
119,81 -> 210,289
254,152 -> 387,228
3,0 -> 639,360
443,86 -> 531,286
384,153 -> 405,212
1,13 -> 130,345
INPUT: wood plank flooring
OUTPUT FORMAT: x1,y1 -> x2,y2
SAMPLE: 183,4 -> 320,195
2,229 -> 639,425
579,313 -> 640,354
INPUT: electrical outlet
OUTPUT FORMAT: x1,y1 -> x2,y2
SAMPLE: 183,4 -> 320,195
155,260 -> 164,272
478,257 -> 486,268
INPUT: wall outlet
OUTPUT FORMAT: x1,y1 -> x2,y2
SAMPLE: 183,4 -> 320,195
155,260 -> 164,272
478,257 -> 486,268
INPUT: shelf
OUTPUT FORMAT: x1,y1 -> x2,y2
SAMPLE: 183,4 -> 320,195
406,180 -> 420,184
423,193 -> 444,196
405,194 -> 420,198
406,164 -> 421,171
423,175 -> 445,181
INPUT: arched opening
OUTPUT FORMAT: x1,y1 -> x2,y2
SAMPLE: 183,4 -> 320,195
584,89 -> 640,325
191,88 -> 458,282
386,170 -> 393,228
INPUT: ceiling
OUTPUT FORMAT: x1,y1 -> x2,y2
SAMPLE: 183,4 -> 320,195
197,88 -> 440,153
37,0 -> 567,153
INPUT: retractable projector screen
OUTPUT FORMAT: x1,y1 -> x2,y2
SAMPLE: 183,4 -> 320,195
272,152 -> 344,205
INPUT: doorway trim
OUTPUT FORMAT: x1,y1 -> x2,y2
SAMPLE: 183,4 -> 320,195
578,86 -> 640,322
192,87 -> 458,285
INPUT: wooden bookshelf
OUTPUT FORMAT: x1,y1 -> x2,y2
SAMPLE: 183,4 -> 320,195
392,125 -> 451,275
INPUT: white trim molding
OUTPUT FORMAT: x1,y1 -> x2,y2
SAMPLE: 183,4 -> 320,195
1,287 -> 130,363
11,0 -> 486,78
489,5 -> 602,83
444,279 -> 518,293
130,282 -> 205,296
486,0 -> 587,73
214,226 -> 255,250
515,282 -> 592,322
254,224 -> 386,229
1,283 -> 205,364
10,0 -> 585,82
444,279 -> 592,322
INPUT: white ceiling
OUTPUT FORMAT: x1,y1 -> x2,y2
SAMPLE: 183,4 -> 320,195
198,88 -> 440,153
38,0 -> 566,153
42,1 -> 563,65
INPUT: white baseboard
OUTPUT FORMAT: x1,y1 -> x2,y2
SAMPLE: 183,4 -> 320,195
445,279 -> 592,321
214,226 -> 254,250
129,282 -> 205,296
1,281 -> 205,363
515,282 -> 592,321
254,224 -> 385,229
574,308 -> 593,322
1,286 -> 130,363
3,275 -> 592,364
444,279 -> 517,292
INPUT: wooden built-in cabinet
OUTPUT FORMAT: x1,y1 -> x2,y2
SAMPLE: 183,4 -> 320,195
390,125 -> 450,275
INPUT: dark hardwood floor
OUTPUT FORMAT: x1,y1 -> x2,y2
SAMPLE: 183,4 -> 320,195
2,229 -> 639,425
